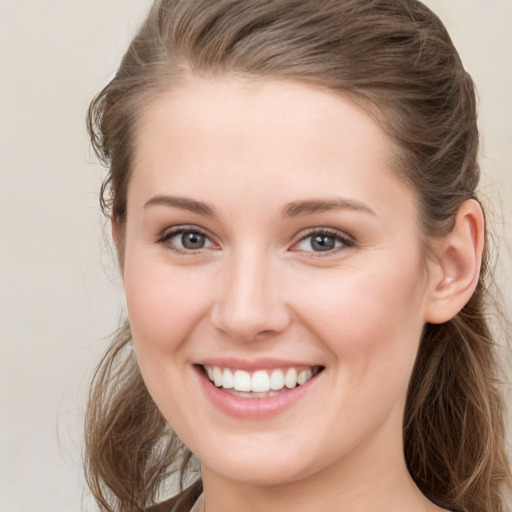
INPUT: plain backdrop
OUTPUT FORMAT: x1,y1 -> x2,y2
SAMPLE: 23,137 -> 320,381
0,1 -> 511,511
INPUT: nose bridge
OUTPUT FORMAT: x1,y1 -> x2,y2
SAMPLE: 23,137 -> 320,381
211,244 -> 289,340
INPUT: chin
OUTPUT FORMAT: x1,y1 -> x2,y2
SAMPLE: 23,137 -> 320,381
196,435 -> 337,488
204,458 -> 313,487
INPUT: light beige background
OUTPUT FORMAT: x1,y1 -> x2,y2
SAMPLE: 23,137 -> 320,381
0,1 -> 510,511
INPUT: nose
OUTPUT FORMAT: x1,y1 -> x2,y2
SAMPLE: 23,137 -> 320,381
210,250 -> 291,342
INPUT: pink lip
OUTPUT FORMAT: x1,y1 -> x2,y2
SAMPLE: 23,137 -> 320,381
194,365 -> 322,420
197,357 -> 319,371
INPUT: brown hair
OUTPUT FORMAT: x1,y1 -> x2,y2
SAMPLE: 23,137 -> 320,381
85,1 -> 511,511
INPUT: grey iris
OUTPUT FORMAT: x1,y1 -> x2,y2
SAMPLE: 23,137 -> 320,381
311,234 -> 336,252
182,231 -> 205,249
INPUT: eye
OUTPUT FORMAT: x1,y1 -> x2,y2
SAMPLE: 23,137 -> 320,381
159,227 -> 215,253
291,230 -> 353,254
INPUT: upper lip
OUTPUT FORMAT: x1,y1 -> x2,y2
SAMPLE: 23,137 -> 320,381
196,357 -> 322,371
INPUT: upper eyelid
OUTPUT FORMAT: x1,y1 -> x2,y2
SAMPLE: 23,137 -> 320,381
157,225 -> 219,251
156,225 -> 354,249
288,228 -> 355,256
292,227 -> 354,244
158,225 -> 212,240
155,227 -> 219,258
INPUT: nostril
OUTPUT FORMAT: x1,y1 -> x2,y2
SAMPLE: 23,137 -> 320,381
209,300 -> 292,341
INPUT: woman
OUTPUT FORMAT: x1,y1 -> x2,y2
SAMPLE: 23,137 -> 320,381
85,1 -> 511,511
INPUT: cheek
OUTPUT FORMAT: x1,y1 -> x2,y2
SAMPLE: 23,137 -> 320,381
122,255 -> 215,421
290,259 -> 428,449
123,252 -> 213,355
293,257 -> 428,374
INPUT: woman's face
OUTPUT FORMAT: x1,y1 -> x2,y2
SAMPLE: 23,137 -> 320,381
123,77 -> 435,486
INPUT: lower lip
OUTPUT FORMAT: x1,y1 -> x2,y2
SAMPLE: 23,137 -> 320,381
195,366 -> 320,419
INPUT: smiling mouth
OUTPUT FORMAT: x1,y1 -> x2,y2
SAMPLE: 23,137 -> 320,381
201,365 -> 324,398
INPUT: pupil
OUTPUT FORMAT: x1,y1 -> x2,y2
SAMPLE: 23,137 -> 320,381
182,231 -> 205,249
311,234 -> 335,252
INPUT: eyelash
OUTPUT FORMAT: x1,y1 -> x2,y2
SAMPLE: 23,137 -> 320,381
157,226 -> 354,256
290,228 -> 354,256
157,226 -> 216,255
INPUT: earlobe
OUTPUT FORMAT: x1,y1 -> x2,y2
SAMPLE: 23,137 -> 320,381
425,199 -> 485,324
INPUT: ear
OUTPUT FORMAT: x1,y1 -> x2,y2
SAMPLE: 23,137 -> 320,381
425,199 -> 485,324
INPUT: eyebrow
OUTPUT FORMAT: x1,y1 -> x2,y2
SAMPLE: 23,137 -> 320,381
143,194 -> 375,218
144,195 -> 216,216
282,198 -> 376,218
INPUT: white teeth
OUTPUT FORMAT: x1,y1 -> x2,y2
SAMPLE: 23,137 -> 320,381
223,368 -> 234,389
284,368 -> 297,389
270,369 -> 285,390
213,367 -> 223,387
297,368 -> 312,385
226,390 -> 282,399
204,365 -> 318,394
233,370 -> 252,392
251,370 -> 270,392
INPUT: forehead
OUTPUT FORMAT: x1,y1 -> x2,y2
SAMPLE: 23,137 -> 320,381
129,76 -> 415,220
136,77 -> 390,152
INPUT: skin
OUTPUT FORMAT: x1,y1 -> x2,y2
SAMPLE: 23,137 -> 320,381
119,77 -> 482,512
